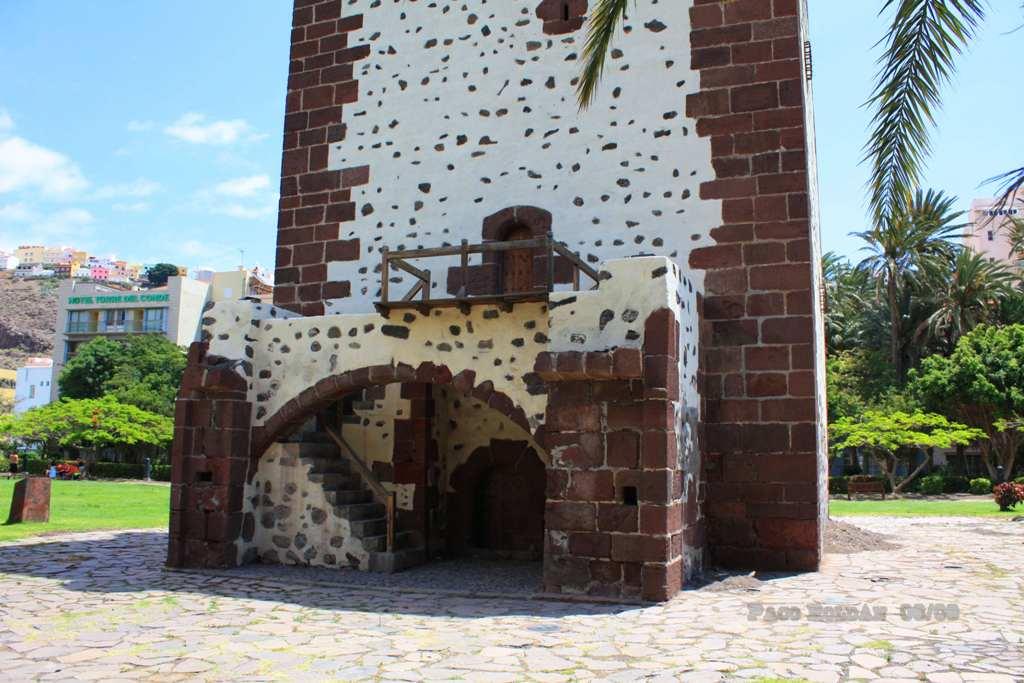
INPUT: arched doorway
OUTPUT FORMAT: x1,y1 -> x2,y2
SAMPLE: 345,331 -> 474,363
452,440 -> 546,560
241,365 -> 549,572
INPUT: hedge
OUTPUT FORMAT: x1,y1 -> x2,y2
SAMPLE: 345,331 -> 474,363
6,459 -> 169,480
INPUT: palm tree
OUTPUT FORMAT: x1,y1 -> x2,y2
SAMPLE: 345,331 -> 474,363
914,249 -> 1017,353
852,189 -> 965,379
576,1 -> 1022,207
822,252 -> 876,352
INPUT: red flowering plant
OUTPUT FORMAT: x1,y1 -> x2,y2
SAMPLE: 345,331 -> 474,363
992,482 -> 1024,512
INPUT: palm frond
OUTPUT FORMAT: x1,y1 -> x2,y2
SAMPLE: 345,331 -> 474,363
576,0 -> 630,110
986,165 -> 1024,213
864,0 -> 985,223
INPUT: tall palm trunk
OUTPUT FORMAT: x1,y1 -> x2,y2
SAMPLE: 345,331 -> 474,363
887,270 -> 902,380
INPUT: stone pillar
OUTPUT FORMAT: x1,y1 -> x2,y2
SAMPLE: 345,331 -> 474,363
6,477 -> 51,524
686,0 -> 825,571
168,342 -> 253,569
274,1 -> 369,316
536,308 -> 688,602
392,382 -> 435,550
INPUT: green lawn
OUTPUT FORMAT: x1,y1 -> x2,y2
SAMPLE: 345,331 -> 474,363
830,498 -> 1018,517
0,479 -> 169,543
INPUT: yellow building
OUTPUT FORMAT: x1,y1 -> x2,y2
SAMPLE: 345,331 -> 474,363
15,245 -> 45,264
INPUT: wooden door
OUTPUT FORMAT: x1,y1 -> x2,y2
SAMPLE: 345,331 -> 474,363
470,447 -> 545,556
502,225 -> 534,294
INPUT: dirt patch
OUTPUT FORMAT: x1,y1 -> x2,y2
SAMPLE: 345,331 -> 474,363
825,518 -> 898,554
0,277 -> 58,370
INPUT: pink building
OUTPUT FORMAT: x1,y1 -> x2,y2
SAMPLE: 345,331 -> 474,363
89,265 -> 110,281
965,196 -> 1024,267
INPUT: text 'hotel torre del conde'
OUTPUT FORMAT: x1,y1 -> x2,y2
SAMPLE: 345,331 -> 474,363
168,0 -> 828,602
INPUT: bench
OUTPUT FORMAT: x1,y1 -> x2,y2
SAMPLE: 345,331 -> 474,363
847,480 -> 886,499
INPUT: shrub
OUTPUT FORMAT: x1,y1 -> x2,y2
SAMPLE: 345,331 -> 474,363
918,474 -> 945,496
829,477 -> 848,495
992,482 -> 1024,511
969,477 -> 993,495
1013,476 -> 1024,485
943,475 -> 970,493
87,462 -> 147,479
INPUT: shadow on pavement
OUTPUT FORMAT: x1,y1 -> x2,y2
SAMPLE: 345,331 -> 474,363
0,530 -> 647,619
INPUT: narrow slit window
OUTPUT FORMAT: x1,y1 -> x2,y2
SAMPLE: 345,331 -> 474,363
622,486 -> 638,506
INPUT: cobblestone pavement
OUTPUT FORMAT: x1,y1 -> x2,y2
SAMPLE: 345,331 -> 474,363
1,517 -> 1022,682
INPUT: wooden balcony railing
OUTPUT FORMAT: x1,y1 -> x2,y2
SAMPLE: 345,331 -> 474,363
377,233 -> 604,314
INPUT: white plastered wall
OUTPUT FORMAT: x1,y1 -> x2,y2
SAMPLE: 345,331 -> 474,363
324,1 -> 719,312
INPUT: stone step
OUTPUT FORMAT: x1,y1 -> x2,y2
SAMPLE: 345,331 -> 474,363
360,531 -> 419,553
303,456 -> 351,474
349,517 -> 387,537
334,502 -> 386,521
299,432 -> 334,444
367,548 -> 427,573
276,442 -> 337,459
309,473 -> 360,489
325,488 -> 372,505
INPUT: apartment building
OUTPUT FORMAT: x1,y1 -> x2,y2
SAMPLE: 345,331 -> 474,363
965,196 -> 1024,267
49,276 -> 211,401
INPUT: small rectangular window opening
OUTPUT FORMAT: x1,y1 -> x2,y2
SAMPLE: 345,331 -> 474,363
196,471 -> 213,483
988,231 -> 994,241
622,486 -> 638,506
562,2 -> 570,20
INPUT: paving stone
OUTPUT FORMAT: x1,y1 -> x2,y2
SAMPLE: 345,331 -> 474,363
0,519 -> 1021,680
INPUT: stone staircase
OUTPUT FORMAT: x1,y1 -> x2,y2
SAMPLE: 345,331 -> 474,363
300,434 -> 425,573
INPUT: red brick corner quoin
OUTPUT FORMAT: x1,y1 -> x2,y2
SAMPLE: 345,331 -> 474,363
274,5 -> 369,317
686,0 -> 824,571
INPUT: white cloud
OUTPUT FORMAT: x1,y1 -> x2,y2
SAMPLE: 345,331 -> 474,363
92,178 -> 161,200
215,202 -> 277,220
0,109 -> 13,135
0,202 -> 33,222
112,202 -> 150,213
165,113 -> 258,145
0,203 -> 95,244
213,174 -> 270,197
126,120 -> 154,132
0,137 -> 89,197
191,174 -> 277,221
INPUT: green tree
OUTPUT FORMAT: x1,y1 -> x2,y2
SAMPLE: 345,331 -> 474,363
1,397 -> 172,453
830,410 -> 984,493
909,324 -> 1024,482
853,189 -> 965,379
58,335 -> 186,416
144,263 -> 180,287
58,337 -> 124,399
826,350 -> 899,423
105,336 -> 188,416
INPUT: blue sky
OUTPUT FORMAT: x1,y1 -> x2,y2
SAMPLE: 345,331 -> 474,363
0,1 -> 1020,272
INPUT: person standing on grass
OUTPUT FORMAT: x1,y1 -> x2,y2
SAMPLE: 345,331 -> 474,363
48,461 -> 57,480
8,453 -> 18,477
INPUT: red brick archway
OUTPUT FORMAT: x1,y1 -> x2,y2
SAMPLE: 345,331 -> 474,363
251,362 -> 538,465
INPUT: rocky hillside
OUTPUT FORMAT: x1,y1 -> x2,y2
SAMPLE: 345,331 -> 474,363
0,277 -> 58,370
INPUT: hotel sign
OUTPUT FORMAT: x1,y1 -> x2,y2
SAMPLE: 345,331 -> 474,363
67,293 -> 170,305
